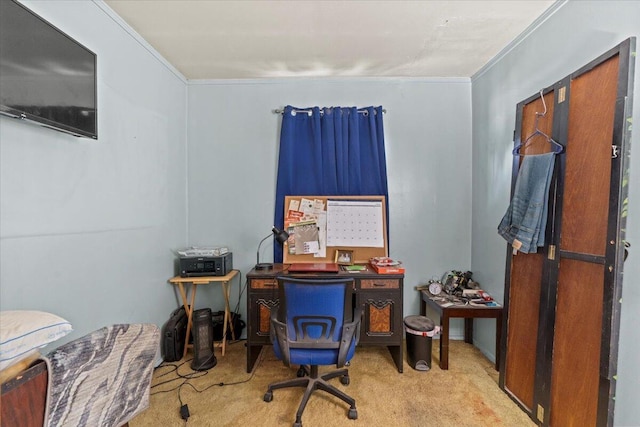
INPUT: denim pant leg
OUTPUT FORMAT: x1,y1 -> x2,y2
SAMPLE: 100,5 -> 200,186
498,153 -> 556,253
535,158 -> 556,247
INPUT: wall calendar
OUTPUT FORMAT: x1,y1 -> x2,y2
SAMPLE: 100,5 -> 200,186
326,200 -> 384,247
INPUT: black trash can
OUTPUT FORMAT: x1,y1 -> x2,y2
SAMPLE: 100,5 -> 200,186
404,315 -> 436,371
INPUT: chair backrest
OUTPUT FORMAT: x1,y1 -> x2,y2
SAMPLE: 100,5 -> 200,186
277,276 -> 355,347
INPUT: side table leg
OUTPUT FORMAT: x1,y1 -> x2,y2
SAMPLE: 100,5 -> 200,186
464,318 -> 473,344
183,283 -> 197,359
224,280 -> 236,340
221,281 -> 230,356
175,283 -> 190,359
440,315 -> 450,370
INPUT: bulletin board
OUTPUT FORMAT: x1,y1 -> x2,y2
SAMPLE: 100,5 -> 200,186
282,195 -> 388,264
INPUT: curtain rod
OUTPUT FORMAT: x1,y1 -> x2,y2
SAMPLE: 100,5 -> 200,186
273,107 -> 386,115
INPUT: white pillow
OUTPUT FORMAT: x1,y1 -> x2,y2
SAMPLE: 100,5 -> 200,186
0,310 -> 73,371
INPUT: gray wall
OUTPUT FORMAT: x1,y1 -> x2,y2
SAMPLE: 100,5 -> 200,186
471,1 -> 640,425
0,0 -> 188,344
186,79 -> 473,327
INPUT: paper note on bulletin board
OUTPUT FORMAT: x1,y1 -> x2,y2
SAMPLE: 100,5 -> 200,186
326,200 -> 384,247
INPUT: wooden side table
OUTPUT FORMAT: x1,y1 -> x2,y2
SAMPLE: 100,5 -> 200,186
169,270 -> 239,358
420,290 -> 503,371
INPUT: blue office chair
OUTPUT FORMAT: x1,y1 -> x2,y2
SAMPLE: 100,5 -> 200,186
263,276 -> 362,427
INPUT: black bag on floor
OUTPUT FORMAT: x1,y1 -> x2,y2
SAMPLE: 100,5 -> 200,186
161,306 -> 188,362
212,311 -> 246,341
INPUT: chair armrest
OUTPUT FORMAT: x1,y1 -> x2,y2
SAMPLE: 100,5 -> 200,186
337,306 -> 363,368
270,309 -> 292,367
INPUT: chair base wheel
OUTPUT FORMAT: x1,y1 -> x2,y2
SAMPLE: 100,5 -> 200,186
348,408 -> 358,420
265,365 -> 357,425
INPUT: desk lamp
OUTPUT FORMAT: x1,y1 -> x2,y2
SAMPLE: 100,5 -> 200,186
256,226 -> 289,270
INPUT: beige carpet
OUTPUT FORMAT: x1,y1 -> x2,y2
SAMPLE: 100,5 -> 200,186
130,339 -> 534,427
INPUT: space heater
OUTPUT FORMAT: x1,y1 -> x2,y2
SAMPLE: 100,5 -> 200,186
191,308 -> 217,371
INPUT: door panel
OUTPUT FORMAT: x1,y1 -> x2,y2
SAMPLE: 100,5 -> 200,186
503,89 -> 555,412
560,56 -> 619,255
547,54 -> 620,426
550,260 -> 604,427
504,252 -> 544,410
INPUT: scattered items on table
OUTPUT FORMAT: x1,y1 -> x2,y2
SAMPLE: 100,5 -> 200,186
416,270 -> 499,307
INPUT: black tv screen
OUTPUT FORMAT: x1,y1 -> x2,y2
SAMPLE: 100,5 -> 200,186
0,0 -> 97,139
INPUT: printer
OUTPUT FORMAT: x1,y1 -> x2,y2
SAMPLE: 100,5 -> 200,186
179,252 -> 233,277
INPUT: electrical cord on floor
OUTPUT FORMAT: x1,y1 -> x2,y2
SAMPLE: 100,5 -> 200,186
151,271 -> 252,422
149,340 -> 265,422
177,378 -> 192,424
150,359 -> 207,391
151,359 -> 203,423
180,343 -> 264,392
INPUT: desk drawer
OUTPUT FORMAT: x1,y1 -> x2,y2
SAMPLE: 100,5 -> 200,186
251,279 -> 278,289
360,279 -> 400,289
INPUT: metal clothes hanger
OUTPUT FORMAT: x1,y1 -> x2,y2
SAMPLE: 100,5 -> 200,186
512,90 -> 564,156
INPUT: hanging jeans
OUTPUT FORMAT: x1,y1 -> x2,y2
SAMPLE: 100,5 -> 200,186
498,152 -> 556,253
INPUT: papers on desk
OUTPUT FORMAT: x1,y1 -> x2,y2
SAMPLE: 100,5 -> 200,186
176,246 -> 229,257
469,300 -> 500,307
428,293 -> 501,308
342,264 -> 368,272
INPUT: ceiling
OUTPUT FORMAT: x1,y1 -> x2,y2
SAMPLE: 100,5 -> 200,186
103,0 -> 557,80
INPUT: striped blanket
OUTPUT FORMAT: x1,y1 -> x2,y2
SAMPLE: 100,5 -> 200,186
43,324 -> 160,427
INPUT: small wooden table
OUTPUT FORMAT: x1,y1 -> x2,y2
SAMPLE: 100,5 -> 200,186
420,290 -> 502,371
169,270 -> 239,358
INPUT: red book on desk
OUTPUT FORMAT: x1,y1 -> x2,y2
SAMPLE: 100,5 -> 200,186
287,263 -> 340,273
369,257 -> 405,274
370,263 -> 405,274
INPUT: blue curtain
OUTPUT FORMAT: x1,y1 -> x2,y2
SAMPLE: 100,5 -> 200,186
274,105 -> 389,262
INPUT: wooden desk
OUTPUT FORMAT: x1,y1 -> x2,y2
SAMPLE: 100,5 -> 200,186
169,270 -> 239,358
420,290 -> 502,371
247,264 -> 404,373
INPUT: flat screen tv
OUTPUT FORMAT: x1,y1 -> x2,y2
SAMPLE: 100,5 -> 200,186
0,0 -> 97,139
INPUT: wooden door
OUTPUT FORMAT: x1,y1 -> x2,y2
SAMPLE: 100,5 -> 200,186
500,38 -> 635,427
